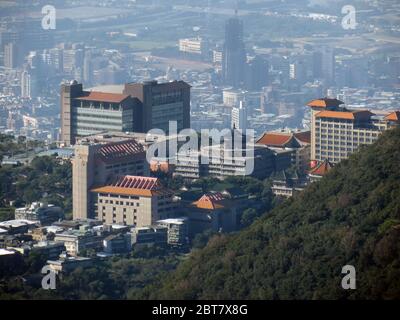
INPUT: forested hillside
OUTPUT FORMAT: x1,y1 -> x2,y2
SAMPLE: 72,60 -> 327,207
144,127 -> 400,299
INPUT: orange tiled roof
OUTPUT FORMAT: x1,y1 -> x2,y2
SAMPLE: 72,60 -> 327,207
75,91 -> 130,104
192,192 -> 226,210
294,131 -> 311,144
309,159 -> 333,176
316,110 -> 374,120
256,133 -> 293,147
257,131 -> 311,147
385,111 -> 400,121
307,98 -> 344,108
91,175 -> 171,197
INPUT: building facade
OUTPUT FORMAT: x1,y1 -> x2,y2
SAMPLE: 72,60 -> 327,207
308,98 -> 400,164
72,138 -> 148,220
91,175 -> 177,227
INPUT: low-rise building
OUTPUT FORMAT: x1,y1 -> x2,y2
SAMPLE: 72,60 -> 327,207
102,233 -> 132,254
156,218 -> 189,246
271,170 -> 308,198
0,219 -> 38,235
188,192 -> 238,236
47,253 -> 92,273
131,226 -> 168,246
15,202 -> 64,225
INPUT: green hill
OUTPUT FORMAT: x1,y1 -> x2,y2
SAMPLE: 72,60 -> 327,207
146,127 -> 400,300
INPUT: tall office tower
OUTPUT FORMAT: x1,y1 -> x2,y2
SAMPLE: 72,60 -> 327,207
308,98 -> 400,164
320,46 -> 335,85
91,175 -> 177,227
60,81 -> 140,146
245,55 -> 269,91
4,42 -> 18,68
21,70 -> 31,98
222,14 -> 246,88
123,80 -> 191,133
49,47 -> 63,73
83,50 -> 92,84
231,101 -> 247,131
73,139 -> 148,221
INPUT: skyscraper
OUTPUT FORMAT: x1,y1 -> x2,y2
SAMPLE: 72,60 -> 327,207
222,14 -> 246,88
4,42 -> 18,69
231,101 -> 247,131
21,70 -> 31,98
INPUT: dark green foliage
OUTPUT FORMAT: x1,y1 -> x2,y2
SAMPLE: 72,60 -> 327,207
147,127 -> 400,300
0,155 -> 72,218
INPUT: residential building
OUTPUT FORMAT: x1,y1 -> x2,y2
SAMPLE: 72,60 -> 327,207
47,253 -> 92,273
271,171 -> 308,198
131,226 -> 168,246
31,241 -> 65,260
156,218 -> 189,246
231,101 -> 247,130
15,202 -> 64,225
102,233 -> 132,254
91,175 -> 177,227
179,37 -> 208,56
308,98 -> 400,164
54,228 -> 105,256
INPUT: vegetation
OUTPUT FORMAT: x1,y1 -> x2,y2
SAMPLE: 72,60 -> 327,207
141,127 -> 400,299
0,155 -> 72,219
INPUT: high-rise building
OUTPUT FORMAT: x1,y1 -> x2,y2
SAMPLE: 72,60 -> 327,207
61,80 -> 191,145
308,98 -> 400,164
320,46 -> 335,85
222,15 -> 246,88
245,56 -> 269,91
231,101 -> 247,130
4,42 -> 18,68
60,81 -> 140,146
72,138 -> 149,221
123,80 -> 191,133
21,70 -> 31,98
179,37 -> 208,57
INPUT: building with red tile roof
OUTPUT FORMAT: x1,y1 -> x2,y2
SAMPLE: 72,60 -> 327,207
91,175 -> 176,227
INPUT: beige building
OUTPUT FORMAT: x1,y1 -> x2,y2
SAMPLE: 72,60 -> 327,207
308,98 -> 400,164
91,175 -> 177,227
72,138 -> 148,221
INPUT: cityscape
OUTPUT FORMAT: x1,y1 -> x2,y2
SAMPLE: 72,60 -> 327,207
0,0 -> 400,305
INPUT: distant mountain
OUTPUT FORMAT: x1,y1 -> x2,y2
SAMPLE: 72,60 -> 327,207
146,127 -> 400,299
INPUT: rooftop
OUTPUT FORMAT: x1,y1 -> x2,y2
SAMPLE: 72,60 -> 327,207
92,175 -> 172,197
97,139 -> 145,163
192,192 -> 227,210
75,91 -> 130,104
309,159 -> 334,176
315,110 -> 374,120
307,98 -> 344,108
